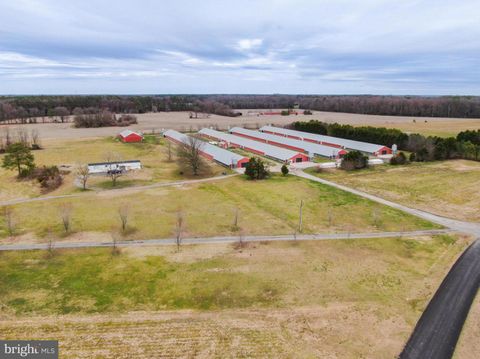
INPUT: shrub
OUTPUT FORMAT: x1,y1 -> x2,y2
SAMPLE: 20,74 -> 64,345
245,157 -> 270,180
74,111 -> 137,128
390,152 -> 407,165
34,166 -> 63,192
340,151 -> 368,170
281,110 -> 290,116
303,110 -> 312,115
281,164 -> 289,176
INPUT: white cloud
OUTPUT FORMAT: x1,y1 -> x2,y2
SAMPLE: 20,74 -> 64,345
0,0 -> 479,94
236,39 -> 263,51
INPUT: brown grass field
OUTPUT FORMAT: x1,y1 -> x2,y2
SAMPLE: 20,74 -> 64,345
0,136 -> 228,202
454,293 -> 480,359
0,235 -> 473,358
3,110 -> 480,141
307,160 -> 480,222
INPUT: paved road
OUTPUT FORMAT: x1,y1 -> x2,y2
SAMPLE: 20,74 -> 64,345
294,170 -> 480,236
0,229 -> 451,251
0,174 -> 237,207
400,239 -> 480,359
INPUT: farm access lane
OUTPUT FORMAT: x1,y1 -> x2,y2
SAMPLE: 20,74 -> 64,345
293,170 -> 480,236
293,169 -> 480,359
0,229 -> 452,251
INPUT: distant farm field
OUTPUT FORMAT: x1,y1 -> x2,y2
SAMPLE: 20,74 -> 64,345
0,235 -> 470,358
3,110 -> 480,141
307,160 -> 480,222
0,175 -> 438,241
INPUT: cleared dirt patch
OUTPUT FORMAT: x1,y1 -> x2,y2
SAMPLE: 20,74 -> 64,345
0,305 -> 412,358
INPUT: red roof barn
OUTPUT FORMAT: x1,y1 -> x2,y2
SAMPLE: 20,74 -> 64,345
118,130 -> 143,143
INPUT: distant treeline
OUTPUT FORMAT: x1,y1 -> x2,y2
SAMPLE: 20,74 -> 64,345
291,120 -> 480,162
0,95 -> 236,124
291,120 -> 408,148
1,95 -> 480,124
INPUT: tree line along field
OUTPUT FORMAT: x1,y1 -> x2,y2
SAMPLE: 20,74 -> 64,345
0,234 -> 471,358
307,160 -> 480,222
0,175 -> 438,241
2,95 -> 480,122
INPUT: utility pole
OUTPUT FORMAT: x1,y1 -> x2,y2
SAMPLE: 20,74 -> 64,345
298,200 -> 304,233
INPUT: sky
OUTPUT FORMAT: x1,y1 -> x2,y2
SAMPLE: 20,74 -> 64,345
0,0 -> 479,95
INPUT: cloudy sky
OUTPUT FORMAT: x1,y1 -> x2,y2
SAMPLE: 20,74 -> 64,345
0,0 -> 479,95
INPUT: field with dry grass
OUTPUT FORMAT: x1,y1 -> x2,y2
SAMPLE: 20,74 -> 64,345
0,234 -> 471,358
454,292 -> 480,359
3,110 -> 480,142
0,135 -> 227,202
0,175 -> 438,241
307,160 -> 480,222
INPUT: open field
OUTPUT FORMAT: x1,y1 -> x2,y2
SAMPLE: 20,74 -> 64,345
0,136 -> 227,202
0,235 -> 471,358
0,175 -> 439,241
3,110 -> 480,141
307,160 -> 480,222
454,293 -> 480,359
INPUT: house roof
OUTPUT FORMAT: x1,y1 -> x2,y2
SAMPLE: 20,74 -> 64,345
229,127 -> 345,158
164,129 -> 247,167
88,160 -> 141,166
119,129 -> 142,138
198,128 -> 305,161
260,126 -> 389,154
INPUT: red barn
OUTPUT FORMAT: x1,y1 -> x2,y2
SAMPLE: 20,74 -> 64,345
118,130 -> 143,143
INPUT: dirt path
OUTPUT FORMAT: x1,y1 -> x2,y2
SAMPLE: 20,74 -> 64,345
0,229 -> 451,252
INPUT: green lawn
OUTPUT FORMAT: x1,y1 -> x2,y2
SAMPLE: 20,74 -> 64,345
0,234 -> 464,316
0,175 -> 439,240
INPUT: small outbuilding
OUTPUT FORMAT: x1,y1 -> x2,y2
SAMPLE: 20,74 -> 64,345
88,160 -> 142,174
118,130 -> 143,143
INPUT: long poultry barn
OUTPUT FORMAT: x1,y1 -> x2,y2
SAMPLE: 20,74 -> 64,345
229,127 -> 347,159
163,129 -> 249,168
260,126 -> 392,156
198,128 -> 309,163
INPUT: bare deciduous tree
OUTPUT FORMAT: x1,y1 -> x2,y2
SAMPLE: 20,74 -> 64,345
234,228 -> 247,250
16,128 -> 29,147
75,163 -> 90,190
2,206 -> 15,236
327,207 -> 334,227
232,207 -> 239,231
111,231 -> 121,256
177,136 -> 204,176
46,231 -> 56,259
298,200 -> 304,233
59,203 -> 73,233
54,106 -> 70,123
118,203 -> 129,233
167,141 -> 173,162
104,152 -> 124,186
174,211 -> 184,252
372,207 -> 381,228
30,129 -> 40,149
